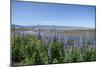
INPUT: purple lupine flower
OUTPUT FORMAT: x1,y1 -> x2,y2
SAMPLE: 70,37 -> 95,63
58,35 -> 62,42
37,28 -> 41,39
73,40 -> 81,47
64,39 -> 69,48
44,36 -> 49,48
50,29 -> 57,42
79,37 -> 83,47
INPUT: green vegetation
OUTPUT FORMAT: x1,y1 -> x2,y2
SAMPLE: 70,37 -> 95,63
12,34 -> 96,65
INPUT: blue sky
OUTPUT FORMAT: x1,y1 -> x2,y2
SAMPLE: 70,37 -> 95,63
12,0 -> 96,27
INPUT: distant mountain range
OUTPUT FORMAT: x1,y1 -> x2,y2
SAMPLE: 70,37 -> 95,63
11,24 -> 95,30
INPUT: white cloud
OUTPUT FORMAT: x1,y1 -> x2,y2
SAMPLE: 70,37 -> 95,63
42,21 -> 57,25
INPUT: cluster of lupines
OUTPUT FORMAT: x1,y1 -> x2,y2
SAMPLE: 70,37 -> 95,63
12,29 -> 96,66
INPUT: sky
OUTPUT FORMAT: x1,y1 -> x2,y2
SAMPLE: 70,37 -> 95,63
12,0 -> 96,27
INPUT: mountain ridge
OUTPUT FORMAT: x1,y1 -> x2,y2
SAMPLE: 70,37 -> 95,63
11,24 -> 95,29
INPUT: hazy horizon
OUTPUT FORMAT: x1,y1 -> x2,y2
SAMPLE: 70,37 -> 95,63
12,23 -> 95,28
